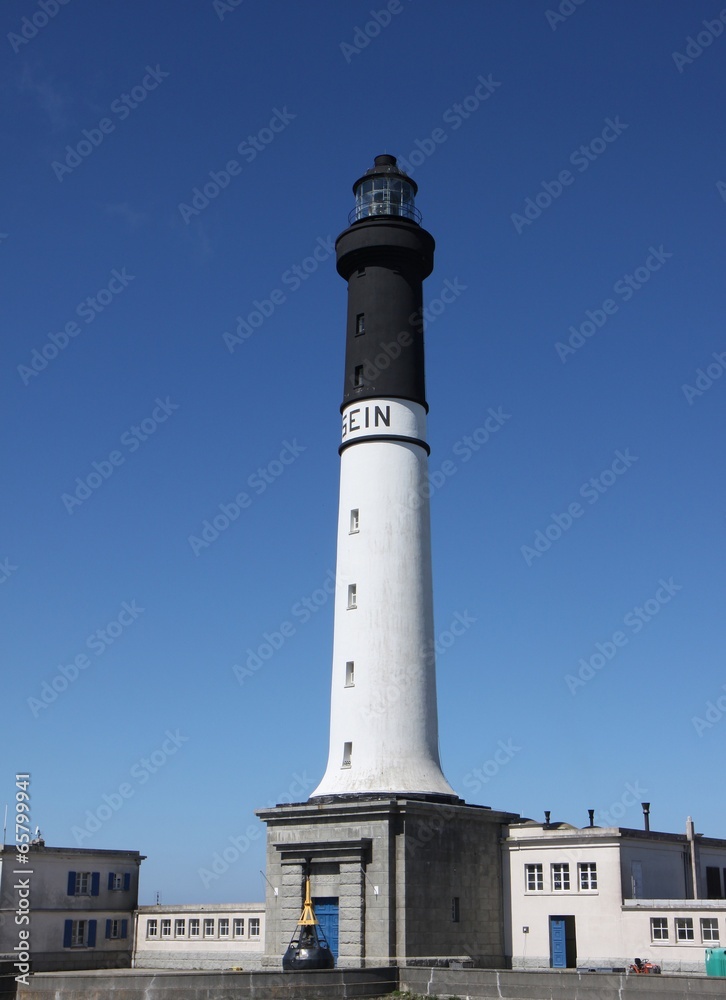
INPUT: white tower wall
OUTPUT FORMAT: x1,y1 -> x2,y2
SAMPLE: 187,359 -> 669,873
311,398 -> 455,798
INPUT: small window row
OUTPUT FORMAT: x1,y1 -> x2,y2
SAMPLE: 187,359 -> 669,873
63,918 -> 128,948
67,871 -> 131,896
146,916 -> 260,939
652,916 -> 720,944
525,862 -> 597,892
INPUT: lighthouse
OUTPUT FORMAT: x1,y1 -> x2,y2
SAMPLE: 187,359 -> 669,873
311,154 -> 455,800
257,158 -> 519,970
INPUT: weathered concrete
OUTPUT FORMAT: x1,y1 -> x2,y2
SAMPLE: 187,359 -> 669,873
401,966 -> 724,999
6,965 -> 723,999
257,796 -> 520,968
12,966 -> 397,999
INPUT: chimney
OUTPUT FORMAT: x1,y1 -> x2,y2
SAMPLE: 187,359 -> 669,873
642,802 -> 650,832
588,809 -> 594,828
544,810 -> 551,827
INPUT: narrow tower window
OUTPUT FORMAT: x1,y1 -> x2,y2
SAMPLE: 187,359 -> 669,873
353,365 -> 364,388
452,897 -> 460,922
342,742 -> 352,768
356,313 -> 365,336
347,584 -> 357,609
345,661 -> 355,686
349,508 -> 359,533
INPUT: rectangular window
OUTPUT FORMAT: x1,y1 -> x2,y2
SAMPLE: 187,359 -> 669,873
147,919 -> 158,938
345,661 -> 355,686
249,918 -> 260,937
175,919 -> 185,937
160,919 -> 171,938
578,862 -> 597,890
347,584 -> 357,609
219,918 -> 229,937
349,508 -> 359,533
356,313 -> 365,336
204,918 -> 215,937
189,919 -> 200,937
552,863 -> 570,891
342,741 -> 352,767
701,918 -> 720,943
651,917 -> 668,941
107,919 -> 121,939
75,872 -> 90,895
706,866 -> 723,898
675,917 -> 694,941
110,873 -> 123,890
71,920 -> 86,947
354,365 -> 364,388
525,864 -> 543,891
233,918 -> 244,936
451,897 -> 460,922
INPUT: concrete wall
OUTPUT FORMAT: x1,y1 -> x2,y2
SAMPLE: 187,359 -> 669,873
6,965 -> 725,1000
13,966 -> 398,999
401,966 -> 726,999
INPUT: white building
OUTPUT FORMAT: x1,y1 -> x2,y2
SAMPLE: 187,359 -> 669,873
0,842 -> 143,973
133,903 -> 265,969
502,816 -> 726,973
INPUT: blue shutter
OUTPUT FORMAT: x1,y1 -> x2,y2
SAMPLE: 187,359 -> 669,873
108,873 -> 115,890
121,919 -> 128,939
87,920 -> 97,947
123,872 -> 131,891
105,919 -> 112,939
63,920 -> 73,947
91,872 -> 100,896
67,871 -> 76,895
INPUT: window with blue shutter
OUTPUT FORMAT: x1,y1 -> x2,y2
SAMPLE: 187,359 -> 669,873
123,872 -> 131,891
87,920 -> 97,947
63,920 -> 73,947
67,872 -> 76,895
91,872 -> 100,896
121,919 -> 128,939
108,873 -> 115,890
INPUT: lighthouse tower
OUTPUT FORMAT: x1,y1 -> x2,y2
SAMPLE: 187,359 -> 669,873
311,154 -> 455,800
257,158 -> 519,970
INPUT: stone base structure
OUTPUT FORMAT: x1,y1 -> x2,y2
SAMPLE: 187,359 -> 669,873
256,797 -> 519,969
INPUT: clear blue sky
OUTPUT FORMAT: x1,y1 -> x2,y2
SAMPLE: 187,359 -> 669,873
2,0 -> 724,905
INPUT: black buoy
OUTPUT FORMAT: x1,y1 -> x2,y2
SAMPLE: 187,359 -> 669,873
282,875 -> 334,971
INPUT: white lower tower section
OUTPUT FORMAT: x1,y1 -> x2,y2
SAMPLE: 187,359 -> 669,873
311,398 -> 455,798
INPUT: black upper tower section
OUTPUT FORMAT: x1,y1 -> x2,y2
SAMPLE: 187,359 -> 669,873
336,154 -> 434,412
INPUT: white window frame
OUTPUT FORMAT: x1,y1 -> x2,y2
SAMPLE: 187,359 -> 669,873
174,918 -> 185,937
345,661 -> 355,687
75,872 -> 90,895
349,509 -> 359,533
701,918 -> 720,943
233,918 -> 244,937
347,584 -> 357,609
219,918 -> 229,937
189,918 -> 200,937
249,918 -> 260,937
525,863 -> 543,891
71,920 -> 86,947
108,919 -> 121,940
578,862 -> 597,890
551,863 -> 570,891
146,919 -> 158,938
111,873 -> 124,890
204,918 -> 215,937
675,917 -> 694,941
651,917 -> 669,941
160,919 -> 171,938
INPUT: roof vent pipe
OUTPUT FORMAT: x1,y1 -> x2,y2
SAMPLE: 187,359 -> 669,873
588,809 -> 595,827
642,802 -> 650,831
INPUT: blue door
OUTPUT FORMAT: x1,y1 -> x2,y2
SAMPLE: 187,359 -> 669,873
550,917 -> 567,968
313,897 -> 339,961
549,915 -> 576,968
